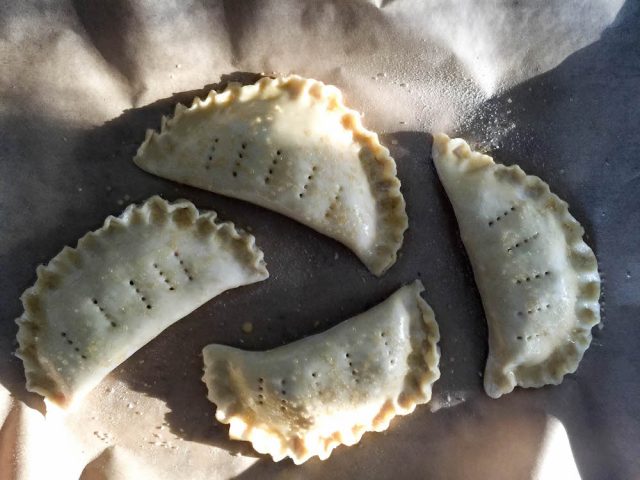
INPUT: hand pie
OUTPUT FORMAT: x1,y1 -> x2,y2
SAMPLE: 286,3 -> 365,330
202,280 -> 440,464
133,75 -> 407,276
432,134 -> 600,398
16,196 -> 268,409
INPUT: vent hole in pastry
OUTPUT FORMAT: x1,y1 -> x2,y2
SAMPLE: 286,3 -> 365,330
507,233 -> 538,253
174,252 -> 194,280
61,332 -> 66,337
214,138 -> 219,143
311,372 -> 318,378
258,377 -> 264,383
390,359 -> 396,365
92,299 -> 98,305
129,280 -> 135,286
81,355 -> 87,359
516,271 -> 551,284
281,390 -> 286,396
153,263 -> 175,290
111,321 -> 117,327
241,142 -> 247,149
490,207 -> 515,226
74,347 -> 80,352
232,171 -> 238,177
516,336 -> 523,340
276,149 -> 282,156
238,152 -> 243,159
299,193 -> 304,198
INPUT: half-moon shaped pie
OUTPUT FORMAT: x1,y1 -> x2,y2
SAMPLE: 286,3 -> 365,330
202,280 -> 440,464
432,133 -> 600,398
134,75 -> 407,276
16,196 -> 269,409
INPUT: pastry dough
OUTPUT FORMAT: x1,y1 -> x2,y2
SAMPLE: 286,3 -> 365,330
15,196 -> 269,409
202,280 -> 440,464
432,133 -> 600,398
134,75 -> 407,276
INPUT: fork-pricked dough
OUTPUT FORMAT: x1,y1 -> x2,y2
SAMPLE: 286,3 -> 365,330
432,134 -> 600,398
16,196 -> 268,409
202,280 -> 440,464
134,75 -> 407,276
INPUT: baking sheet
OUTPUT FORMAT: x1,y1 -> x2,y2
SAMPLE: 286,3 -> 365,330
1,1 -> 639,479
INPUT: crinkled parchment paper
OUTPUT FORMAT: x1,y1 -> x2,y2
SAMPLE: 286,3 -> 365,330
1,1 -> 639,479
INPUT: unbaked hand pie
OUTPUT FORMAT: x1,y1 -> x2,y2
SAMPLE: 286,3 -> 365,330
134,75 -> 407,276
432,133 -> 600,398
16,196 -> 268,409
202,280 -> 440,464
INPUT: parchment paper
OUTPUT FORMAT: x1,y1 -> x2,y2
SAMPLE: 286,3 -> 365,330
1,1 -> 638,479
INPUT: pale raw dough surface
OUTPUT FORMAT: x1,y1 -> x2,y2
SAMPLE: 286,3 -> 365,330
202,281 -> 440,464
431,134 -> 600,398
1,1 -> 638,479
16,196 -> 268,409
134,75 -> 407,276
